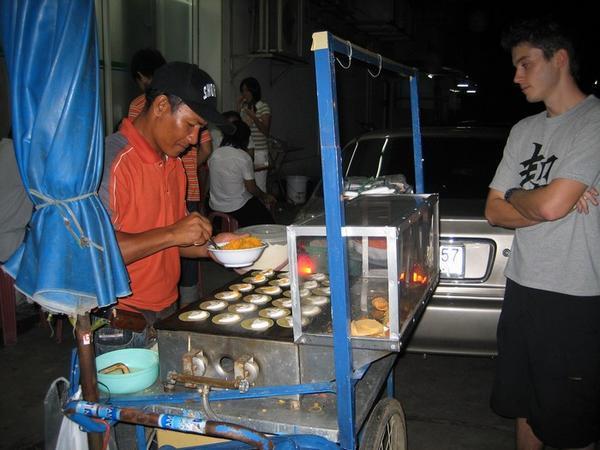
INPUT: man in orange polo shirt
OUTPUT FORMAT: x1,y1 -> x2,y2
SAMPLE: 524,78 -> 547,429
127,49 -> 213,306
97,62 -> 235,354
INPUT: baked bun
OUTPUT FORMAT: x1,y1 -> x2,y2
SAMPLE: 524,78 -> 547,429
372,296 -> 388,311
350,319 -> 384,337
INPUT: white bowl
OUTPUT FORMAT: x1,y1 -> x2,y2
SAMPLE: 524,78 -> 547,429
208,242 -> 268,268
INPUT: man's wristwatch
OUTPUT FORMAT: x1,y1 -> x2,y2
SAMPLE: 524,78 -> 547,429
504,187 -> 522,203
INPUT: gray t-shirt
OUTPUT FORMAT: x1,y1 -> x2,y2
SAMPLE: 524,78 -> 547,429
99,132 -> 128,211
490,95 -> 600,296
0,139 -> 33,262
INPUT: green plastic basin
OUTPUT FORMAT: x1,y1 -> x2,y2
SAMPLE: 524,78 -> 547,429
96,348 -> 159,395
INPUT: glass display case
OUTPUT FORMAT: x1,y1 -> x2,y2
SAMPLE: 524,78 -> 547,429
287,194 -> 439,351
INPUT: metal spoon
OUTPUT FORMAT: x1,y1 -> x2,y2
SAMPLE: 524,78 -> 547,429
208,236 -> 221,250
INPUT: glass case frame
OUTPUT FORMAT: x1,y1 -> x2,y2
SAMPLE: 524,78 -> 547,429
287,193 -> 439,351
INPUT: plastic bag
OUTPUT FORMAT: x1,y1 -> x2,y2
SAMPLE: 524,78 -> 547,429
56,410 -> 89,450
44,377 -> 89,450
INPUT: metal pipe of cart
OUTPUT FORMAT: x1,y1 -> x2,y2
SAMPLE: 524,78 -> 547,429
168,372 -> 239,389
105,381 -> 336,407
313,32 -> 356,450
67,401 -> 275,449
75,314 -> 104,450
410,75 -> 424,193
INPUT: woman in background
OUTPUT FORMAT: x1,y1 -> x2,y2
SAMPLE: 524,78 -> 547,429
238,77 -> 271,193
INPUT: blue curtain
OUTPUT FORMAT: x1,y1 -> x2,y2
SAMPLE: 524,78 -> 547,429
0,0 -> 130,315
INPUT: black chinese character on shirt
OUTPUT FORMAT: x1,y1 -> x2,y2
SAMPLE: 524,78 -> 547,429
519,142 -> 557,188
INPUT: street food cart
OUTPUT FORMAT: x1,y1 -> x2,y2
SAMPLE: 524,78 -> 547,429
65,31 -> 440,450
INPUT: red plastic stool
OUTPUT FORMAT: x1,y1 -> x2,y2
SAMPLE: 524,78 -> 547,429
0,269 -> 17,346
207,211 -> 239,233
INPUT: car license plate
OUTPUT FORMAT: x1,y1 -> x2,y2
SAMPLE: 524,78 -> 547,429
440,244 -> 464,278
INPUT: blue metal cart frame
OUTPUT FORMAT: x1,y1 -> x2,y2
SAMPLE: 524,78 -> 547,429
312,31 -> 423,450
69,31 -> 424,450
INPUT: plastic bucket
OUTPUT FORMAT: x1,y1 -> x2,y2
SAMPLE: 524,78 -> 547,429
96,348 -> 159,394
286,175 -> 308,204
236,224 -> 288,271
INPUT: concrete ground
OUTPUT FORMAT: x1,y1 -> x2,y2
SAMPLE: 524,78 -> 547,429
1,304 -> 73,450
395,354 -> 513,449
0,201 -> 517,450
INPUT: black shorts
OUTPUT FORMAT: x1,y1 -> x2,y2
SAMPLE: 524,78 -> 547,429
491,279 -> 600,448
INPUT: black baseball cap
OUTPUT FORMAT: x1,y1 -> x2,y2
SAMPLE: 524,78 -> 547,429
150,62 -> 234,133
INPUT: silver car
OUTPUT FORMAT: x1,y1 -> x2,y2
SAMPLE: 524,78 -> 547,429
294,126 -> 513,356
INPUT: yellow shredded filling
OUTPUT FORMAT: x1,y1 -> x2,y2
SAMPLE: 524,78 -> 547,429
221,236 -> 263,250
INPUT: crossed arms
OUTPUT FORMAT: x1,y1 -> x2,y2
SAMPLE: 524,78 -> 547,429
485,178 -> 599,229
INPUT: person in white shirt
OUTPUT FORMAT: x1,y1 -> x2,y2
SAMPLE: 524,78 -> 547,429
208,118 -> 275,227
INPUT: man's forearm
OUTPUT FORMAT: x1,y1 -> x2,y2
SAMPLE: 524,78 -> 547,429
507,187 -> 553,222
508,179 -> 585,222
485,179 -> 586,228
116,228 -> 176,265
179,244 -> 209,258
485,197 -> 540,229
118,230 -> 210,263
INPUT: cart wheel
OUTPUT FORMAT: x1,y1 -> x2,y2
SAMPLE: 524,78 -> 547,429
359,398 -> 407,450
